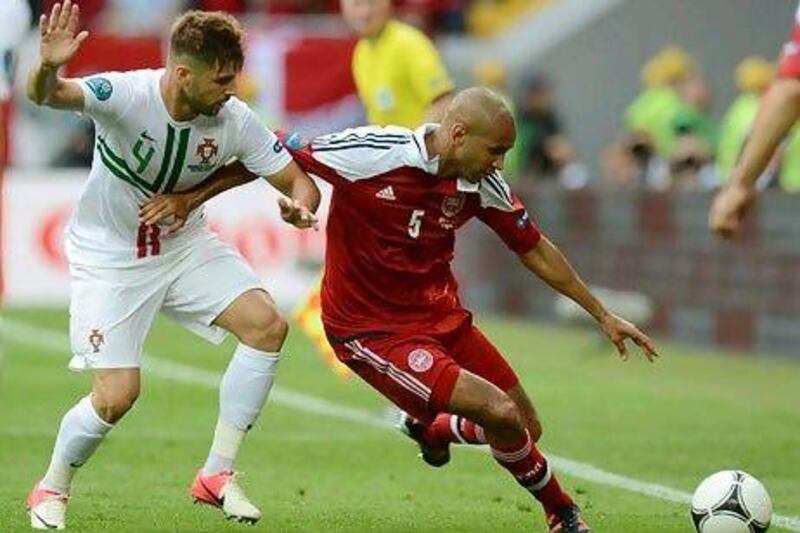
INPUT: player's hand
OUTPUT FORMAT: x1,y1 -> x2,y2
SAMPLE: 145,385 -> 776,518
39,0 -> 89,69
709,183 -> 756,240
139,194 -> 194,235
278,197 -> 319,230
599,312 -> 658,362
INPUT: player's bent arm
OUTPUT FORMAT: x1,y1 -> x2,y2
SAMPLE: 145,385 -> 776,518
27,62 -> 84,110
519,236 -> 609,323
186,160 -> 260,210
264,160 -> 321,214
728,77 -> 800,189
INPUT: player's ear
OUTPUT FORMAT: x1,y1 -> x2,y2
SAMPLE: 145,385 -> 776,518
174,63 -> 193,87
451,123 -> 467,147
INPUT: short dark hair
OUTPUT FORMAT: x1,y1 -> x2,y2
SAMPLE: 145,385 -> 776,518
169,11 -> 245,70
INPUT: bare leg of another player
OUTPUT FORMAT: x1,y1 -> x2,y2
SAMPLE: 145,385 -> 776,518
189,288 -> 288,524
29,368 -> 140,529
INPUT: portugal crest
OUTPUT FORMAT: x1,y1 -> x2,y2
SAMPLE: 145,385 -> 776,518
196,138 -> 219,164
88,329 -> 104,353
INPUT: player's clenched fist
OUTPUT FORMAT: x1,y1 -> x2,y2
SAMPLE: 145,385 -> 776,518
709,183 -> 756,240
39,0 -> 89,69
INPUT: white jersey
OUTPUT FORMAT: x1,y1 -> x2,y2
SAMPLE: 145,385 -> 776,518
68,68 -> 291,267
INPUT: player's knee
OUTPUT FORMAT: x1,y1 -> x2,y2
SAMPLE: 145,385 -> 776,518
241,308 -> 289,352
483,394 -> 525,440
527,419 -> 543,442
93,387 -> 139,424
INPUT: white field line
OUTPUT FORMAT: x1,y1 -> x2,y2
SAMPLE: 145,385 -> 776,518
2,317 -> 799,532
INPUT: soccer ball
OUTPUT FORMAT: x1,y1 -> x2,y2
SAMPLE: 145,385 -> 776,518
691,470 -> 772,532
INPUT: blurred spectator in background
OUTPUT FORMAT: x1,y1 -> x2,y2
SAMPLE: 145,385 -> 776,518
667,73 -> 718,190
625,46 -> 694,156
669,135 -> 716,191
716,56 -> 775,184
600,131 -> 668,190
671,73 -> 716,153
467,0 -> 548,38
517,72 -> 587,188
0,0 -> 32,168
473,59 -> 520,178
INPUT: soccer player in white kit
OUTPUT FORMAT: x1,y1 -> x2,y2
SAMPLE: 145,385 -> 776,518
24,2 -> 321,529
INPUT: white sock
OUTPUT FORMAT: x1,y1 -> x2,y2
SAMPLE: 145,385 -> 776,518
41,395 -> 113,493
203,344 -> 279,476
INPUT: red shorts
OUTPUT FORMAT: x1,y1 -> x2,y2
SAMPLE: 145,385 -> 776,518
327,317 -> 520,425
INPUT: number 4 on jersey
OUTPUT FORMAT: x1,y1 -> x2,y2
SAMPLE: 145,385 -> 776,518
408,209 -> 425,239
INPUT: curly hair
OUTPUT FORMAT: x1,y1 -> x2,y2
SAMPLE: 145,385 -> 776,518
169,11 -> 245,70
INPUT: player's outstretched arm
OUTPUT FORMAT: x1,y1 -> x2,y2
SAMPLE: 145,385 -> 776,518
139,161 -> 259,234
519,237 -> 658,361
709,77 -> 800,239
264,160 -> 321,230
27,0 -> 88,110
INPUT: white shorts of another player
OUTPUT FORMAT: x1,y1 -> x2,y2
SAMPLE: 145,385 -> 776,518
67,233 -> 264,371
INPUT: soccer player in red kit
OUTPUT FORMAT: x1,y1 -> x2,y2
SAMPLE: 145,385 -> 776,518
140,88 -> 658,533
710,2 -> 800,237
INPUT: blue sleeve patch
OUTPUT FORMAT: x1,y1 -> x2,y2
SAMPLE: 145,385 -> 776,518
85,77 -> 113,101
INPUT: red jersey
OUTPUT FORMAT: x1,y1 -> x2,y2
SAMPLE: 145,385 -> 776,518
288,124 -> 541,338
779,3 -> 800,78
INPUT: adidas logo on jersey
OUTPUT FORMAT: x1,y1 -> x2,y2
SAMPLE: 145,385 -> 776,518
376,186 -> 396,201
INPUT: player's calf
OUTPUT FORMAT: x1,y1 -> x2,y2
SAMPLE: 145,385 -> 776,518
446,370 -> 582,526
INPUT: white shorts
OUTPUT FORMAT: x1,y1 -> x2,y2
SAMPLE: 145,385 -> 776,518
68,234 -> 264,371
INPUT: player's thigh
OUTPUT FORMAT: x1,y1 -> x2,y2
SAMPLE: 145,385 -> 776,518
452,325 -> 520,393
330,335 -> 461,425
69,264 -> 165,371
162,238 -> 267,346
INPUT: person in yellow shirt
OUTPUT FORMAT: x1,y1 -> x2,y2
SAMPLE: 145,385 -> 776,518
295,0 -> 455,376
345,0 -> 455,127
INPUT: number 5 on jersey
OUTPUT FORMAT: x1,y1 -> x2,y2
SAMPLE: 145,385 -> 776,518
408,209 -> 425,239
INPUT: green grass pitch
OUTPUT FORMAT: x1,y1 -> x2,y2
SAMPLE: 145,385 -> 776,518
1,307 -> 798,531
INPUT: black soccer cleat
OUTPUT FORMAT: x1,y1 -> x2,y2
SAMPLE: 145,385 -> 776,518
395,411 -> 450,468
546,506 -> 592,533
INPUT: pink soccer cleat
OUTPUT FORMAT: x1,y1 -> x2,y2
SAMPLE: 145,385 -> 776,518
190,469 -> 261,524
27,481 -> 68,530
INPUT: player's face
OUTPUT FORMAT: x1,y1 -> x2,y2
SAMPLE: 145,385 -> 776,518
341,0 -> 391,37
455,122 -> 516,183
183,61 -> 239,116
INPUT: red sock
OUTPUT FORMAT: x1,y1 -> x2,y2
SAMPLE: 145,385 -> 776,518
423,414 -> 487,447
490,430 -> 574,515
